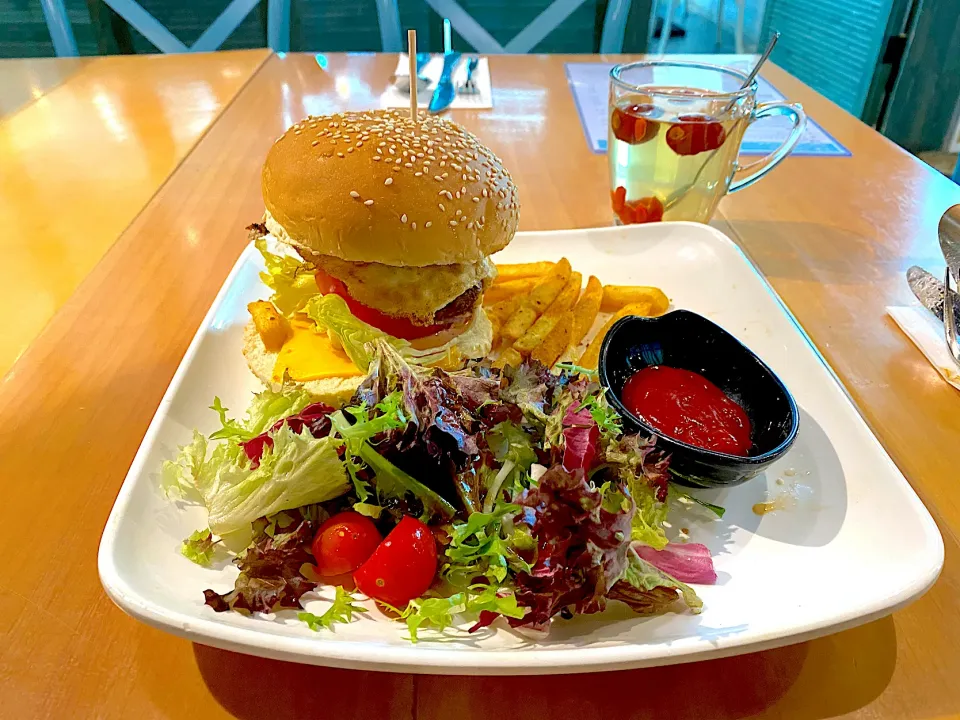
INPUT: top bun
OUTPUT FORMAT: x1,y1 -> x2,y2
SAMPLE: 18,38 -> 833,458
262,109 -> 519,267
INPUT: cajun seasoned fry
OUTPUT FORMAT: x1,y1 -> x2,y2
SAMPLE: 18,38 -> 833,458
531,315 -> 573,368
570,275 -> 603,348
500,258 -> 573,343
578,301 -> 657,369
248,300 -> 291,352
513,272 -> 581,355
485,278 -> 537,304
599,285 -> 669,315
494,261 -> 555,282
487,295 -> 521,337
494,347 -> 524,370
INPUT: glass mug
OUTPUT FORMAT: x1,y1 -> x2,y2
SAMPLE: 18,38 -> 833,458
608,60 -> 806,224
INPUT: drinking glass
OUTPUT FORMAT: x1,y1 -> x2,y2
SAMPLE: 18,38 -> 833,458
608,60 -> 806,224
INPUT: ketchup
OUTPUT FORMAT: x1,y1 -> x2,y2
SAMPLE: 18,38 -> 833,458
621,366 -> 752,455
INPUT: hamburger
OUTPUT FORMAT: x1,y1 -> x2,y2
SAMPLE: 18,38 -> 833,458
244,109 -> 520,405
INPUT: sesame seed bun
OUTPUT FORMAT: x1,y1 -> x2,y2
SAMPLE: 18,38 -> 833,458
261,110 -> 519,268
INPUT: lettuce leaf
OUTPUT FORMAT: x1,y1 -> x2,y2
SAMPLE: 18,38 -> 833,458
299,586 -> 368,630
255,238 -> 320,316
162,416 -> 351,535
181,528 -> 218,566
442,504 -> 531,587
208,389 -> 312,443
401,585 -> 526,642
609,547 -> 703,614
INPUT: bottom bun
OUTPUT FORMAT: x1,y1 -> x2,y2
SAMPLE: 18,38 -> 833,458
242,307 -> 494,406
242,321 -> 363,407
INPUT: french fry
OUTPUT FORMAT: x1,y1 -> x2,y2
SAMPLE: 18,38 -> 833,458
487,295 -> 520,338
485,278 -> 537,304
494,261 -> 555,282
600,285 -> 670,315
494,347 -> 524,370
513,271 -> 582,355
570,275 -> 603,348
531,315 -> 573,368
578,301 -> 658,369
500,258 -> 573,343
248,300 -> 291,352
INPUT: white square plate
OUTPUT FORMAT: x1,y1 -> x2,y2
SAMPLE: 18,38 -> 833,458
99,223 -> 943,675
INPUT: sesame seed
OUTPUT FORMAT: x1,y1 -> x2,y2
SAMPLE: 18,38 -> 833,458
311,140 -> 319,146
456,209 -> 462,216
460,186 -> 466,195
364,199 -> 374,206
455,192 -> 460,199
357,141 -> 363,147
434,176 -> 443,181
400,214 -> 408,223
449,220 -> 458,226
415,172 -> 423,177
425,222 -> 432,228
337,152 -> 344,158
438,190 -> 446,196
348,147 -> 354,153
482,188 -> 488,197
439,203 -> 445,211
384,177 -> 393,186
442,172 -> 449,178
445,191 -> 453,200
373,156 -> 381,161
468,222 -> 474,229
350,191 -> 360,198
411,222 -> 417,230
405,163 -> 413,168
472,197 -> 480,203
393,166 -> 400,172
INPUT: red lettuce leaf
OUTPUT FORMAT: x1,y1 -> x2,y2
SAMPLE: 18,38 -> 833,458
561,407 -> 600,473
633,542 -> 717,584
510,465 -> 633,626
204,510 -> 318,614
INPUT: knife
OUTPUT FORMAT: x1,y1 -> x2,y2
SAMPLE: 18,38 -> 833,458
907,265 -> 960,332
939,204 -> 960,284
429,18 -> 462,114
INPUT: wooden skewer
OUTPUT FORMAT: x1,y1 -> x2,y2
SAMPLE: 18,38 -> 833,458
408,30 -> 418,121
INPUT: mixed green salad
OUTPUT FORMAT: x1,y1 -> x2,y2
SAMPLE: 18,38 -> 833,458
162,342 -> 719,640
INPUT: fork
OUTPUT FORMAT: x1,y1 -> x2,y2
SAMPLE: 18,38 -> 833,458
461,57 -> 480,94
945,266 -> 960,369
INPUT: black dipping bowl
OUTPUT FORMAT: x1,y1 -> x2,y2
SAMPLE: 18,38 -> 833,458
598,310 -> 799,488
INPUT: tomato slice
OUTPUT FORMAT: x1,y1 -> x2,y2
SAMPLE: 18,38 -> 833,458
353,516 -> 438,608
312,512 -> 382,577
314,269 -> 452,341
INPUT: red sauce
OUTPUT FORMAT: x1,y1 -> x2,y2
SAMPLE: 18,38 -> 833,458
621,366 -> 752,455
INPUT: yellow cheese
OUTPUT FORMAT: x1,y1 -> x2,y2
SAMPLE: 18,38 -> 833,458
272,318 -> 361,382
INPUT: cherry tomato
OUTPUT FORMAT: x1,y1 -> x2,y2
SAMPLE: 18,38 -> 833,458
610,186 -> 627,214
664,114 -> 726,156
311,512 -> 382,577
315,269 -> 451,340
611,103 -> 659,145
353,516 -> 438,607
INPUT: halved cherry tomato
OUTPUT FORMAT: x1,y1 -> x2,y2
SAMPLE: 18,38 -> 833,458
312,512 -> 382,577
353,516 -> 438,608
611,103 -> 659,145
610,186 -> 627,214
664,114 -> 726,156
314,269 -> 451,340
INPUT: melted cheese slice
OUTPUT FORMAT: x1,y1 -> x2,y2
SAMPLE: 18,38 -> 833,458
272,317 -> 362,383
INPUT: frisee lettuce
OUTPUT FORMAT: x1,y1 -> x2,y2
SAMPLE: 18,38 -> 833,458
401,585 -> 526,642
207,388 -> 312,443
181,528 -> 218,566
443,505 -> 531,587
299,586 -> 368,630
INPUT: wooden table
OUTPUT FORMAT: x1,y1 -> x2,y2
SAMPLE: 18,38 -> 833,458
0,49 -> 269,378
2,52 -> 959,719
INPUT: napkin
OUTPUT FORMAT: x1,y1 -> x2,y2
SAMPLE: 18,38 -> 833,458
888,305 -> 960,390
380,54 -> 493,111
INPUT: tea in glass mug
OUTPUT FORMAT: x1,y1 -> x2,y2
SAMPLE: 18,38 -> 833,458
608,61 -> 806,224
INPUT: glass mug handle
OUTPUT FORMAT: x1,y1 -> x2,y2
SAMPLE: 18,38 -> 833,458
729,101 -> 807,193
